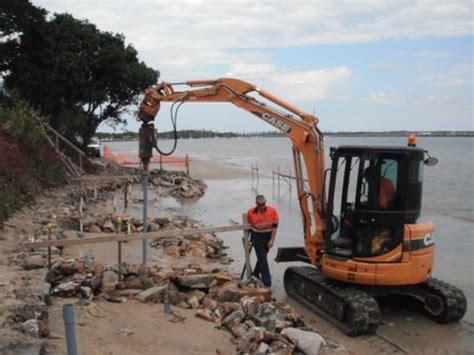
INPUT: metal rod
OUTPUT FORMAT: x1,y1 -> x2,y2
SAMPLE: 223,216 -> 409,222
186,154 -> 189,176
278,166 -> 281,198
47,223 -> 52,269
62,304 -> 78,355
272,171 -> 275,197
160,155 -> 163,171
142,171 -> 148,265
123,181 -> 129,210
79,196 -> 84,236
118,217 -> 122,281
118,241 -> 122,280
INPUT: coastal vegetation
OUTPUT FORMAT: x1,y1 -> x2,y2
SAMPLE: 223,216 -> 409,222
1,0 -> 158,149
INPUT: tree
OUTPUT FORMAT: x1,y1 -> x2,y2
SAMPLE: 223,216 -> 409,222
0,0 -> 47,74
2,2 -> 158,147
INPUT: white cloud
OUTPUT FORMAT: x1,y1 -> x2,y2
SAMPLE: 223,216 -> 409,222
270,67 -> 352,101
425,62 -> 472,88
412,50 -> 459,60
225,61 -> 351,101
365,92 -> 406,104
33,0 -> 472,79
30,0 -> 472,130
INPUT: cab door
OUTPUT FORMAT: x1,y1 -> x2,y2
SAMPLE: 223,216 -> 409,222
353,152 -> 406,258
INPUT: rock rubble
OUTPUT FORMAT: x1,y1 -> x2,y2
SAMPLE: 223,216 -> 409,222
41,255 -> 343,354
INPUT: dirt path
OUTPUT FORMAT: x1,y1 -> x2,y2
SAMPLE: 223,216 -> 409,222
47,299 -> 235,355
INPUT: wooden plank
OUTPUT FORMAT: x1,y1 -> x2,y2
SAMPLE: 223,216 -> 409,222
71,175 -> 138,182
24,223 -> 252,248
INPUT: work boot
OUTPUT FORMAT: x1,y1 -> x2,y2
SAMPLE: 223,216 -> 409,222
332,236 -> 352,248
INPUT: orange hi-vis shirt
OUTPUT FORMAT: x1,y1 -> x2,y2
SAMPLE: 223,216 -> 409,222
247,205 -> 279,233
379,177 -> 396,208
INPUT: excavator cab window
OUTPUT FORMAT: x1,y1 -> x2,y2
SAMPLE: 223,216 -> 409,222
326,146 -> 425,258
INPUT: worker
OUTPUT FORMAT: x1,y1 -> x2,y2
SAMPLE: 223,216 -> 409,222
333,167 -> 396,248
379,174 -> 396,208
362,166 -> 396,208
247,194 -> 279,287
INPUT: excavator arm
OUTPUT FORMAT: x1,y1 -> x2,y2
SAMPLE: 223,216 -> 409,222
138,77 -> 327,265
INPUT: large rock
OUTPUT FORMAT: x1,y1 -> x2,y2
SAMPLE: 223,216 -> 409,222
164,245 -> 181,258
230,322 -> 250,338
176,274 -> 216,289
122,275 -> 145,290
51,281 -> 80,297
88,224 -> 102,233
217,283 -> 272,303
135,286 -> 167,303
102,220 -> 115,232
221,309 -> 245,330
22,255 -> 45,270
240,296 -> 261,317
196,308 -> 217,322
28,281 -> 52,306
12,303 -> 49,322
102,270 -> 119,293
21,319 -> 49,338
281,328 -> 326,355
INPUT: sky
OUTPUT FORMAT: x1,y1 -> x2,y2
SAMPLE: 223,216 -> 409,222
33,0 -> 473,133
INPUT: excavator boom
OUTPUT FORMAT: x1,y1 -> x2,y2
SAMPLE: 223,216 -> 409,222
139,77 -> 327,265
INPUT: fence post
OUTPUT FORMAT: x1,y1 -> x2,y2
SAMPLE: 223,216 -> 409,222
117,217 -> 122,281
142,172 -> 148,265
63,304 -> 78,355
272,170 -> 275,197
186,154 -> 189,176
242,213 -> 252,280
277,166 -> 281,198
123,181 -> 129,210
47,223 -> 53,269
159,155 -> 163,171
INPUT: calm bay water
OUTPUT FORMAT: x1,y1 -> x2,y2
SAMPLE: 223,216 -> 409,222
109,136 -> 474,221
109,136 -> 474,321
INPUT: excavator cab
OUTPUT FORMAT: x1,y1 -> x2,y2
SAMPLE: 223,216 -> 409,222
325,146 -> 425,258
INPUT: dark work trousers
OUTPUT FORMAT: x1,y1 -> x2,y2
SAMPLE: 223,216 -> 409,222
250,230 -> 272,287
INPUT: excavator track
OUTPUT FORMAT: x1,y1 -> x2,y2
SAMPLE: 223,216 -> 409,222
420,278 -> 467,323
284,266 -> 381,336
284,266 -> 467,337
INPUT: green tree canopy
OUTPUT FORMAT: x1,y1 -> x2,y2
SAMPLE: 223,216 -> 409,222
1,1 -> 158,147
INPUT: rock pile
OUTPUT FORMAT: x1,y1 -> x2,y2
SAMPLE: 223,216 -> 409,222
6,270 -> 51,339
149,216 -> 231,263
150,170 -> 206,199
42,256 -> 341,354
81,215 -> 233,264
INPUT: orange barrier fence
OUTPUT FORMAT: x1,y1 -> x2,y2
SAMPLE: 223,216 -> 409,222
103,145 -> 189,166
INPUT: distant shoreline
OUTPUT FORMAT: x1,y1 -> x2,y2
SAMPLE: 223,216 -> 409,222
98,132 -> 474,142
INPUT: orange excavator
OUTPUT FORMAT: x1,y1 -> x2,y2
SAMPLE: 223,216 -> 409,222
137,78 -> 466,335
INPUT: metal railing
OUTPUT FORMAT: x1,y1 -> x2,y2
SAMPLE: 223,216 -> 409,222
35,118 -> 86,177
